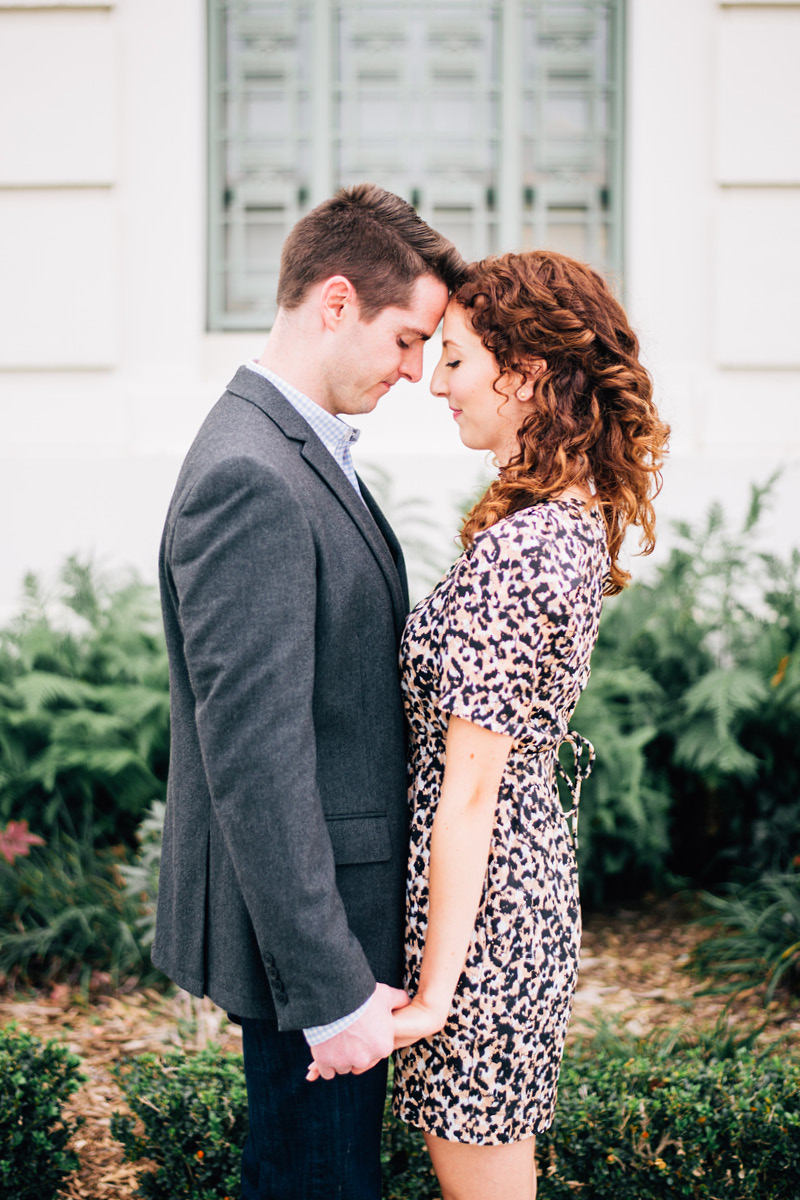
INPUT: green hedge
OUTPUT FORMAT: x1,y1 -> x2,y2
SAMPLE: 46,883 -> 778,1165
109,1031 -> 800,1200
111,1046 -> 248,1200
537,1034 -> 800,1199
0,1024 -> 84,1200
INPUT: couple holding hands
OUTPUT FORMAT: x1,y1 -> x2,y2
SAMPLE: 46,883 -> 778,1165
152,184 -> 668,1199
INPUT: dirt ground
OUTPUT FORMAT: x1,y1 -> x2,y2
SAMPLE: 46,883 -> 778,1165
2,897 -> 797,1200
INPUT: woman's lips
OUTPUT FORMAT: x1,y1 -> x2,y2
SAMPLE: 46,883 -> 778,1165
450,407 -> 462,419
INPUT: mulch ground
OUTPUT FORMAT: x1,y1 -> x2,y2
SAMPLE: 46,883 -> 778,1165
2,896 -> 797,1200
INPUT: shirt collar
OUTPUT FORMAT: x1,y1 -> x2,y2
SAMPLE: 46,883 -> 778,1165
245,361 -> 360,450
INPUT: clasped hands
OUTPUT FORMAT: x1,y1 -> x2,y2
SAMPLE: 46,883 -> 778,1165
305,982 -> 449,1082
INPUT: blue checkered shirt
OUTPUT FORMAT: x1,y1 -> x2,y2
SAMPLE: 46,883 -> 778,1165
244,361 -> 373,1045
245,361 -> 364,501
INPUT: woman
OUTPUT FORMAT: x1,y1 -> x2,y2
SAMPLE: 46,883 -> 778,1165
391,250 -> 669,1200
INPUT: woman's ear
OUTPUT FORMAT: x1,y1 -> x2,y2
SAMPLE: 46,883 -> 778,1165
515,358 -> 547,401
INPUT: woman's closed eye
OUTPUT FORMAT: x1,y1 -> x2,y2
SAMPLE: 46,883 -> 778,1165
445,359 -> 461,369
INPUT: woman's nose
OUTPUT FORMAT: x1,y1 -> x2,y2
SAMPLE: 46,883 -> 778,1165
430,363 -> 448,397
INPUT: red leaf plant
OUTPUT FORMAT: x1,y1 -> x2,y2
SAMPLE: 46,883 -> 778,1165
0,820 -> 45,865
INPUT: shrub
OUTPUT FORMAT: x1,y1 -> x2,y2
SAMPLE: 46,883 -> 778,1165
0,1024 -> 84,1200
0,827 -> 163,990
110,1046 -> 441,1200
0,557 -> 169,847
109,1029 -> 800,1200
690,868 -> 800,1004
111,1046 -> 249,1200
536,1026 -> 800,1199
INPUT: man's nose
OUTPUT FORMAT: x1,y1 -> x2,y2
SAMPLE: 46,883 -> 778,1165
400,344 -> 425,383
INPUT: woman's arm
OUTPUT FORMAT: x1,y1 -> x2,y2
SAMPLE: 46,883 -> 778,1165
393,713 -> 514,1048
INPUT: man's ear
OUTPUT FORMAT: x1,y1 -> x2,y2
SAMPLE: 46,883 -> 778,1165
319,275 -> 357,331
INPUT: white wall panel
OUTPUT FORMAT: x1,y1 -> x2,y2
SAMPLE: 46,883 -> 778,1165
0,378 -> 128,449
0,2 -> 114,7
705,372 -> 800,452
0,453 -> 178,625
714,192 -> 800,367
715,6 -> 800,184
0,191 -> 117,368
0,8 -> 116,185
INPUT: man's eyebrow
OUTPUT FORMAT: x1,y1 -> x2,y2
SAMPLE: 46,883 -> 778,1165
442,339 -> 462,348
401,327 -> 434,341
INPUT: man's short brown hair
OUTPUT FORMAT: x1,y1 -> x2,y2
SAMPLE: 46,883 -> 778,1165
276,183 -> 465,321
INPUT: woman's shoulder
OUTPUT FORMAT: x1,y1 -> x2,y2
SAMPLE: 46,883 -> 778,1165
469,498 -> 605,570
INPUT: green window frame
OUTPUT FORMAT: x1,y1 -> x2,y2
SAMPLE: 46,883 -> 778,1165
208,0 -> 625,331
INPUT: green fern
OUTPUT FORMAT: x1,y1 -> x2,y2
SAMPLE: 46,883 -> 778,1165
570,473 -> 800,899
691,871 -> 800,1004
0,558 -> 169,845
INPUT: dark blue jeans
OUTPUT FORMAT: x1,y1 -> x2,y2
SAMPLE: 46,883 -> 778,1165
240,1018 -> 388,1200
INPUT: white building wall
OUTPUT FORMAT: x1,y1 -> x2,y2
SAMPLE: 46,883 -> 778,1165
0,0 -> 798,616
625,0 -> 800,553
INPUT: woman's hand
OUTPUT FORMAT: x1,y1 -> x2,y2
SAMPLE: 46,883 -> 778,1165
392,994 -> 450,1049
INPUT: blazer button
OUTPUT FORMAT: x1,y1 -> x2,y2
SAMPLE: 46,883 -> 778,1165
264,953 -> 275,967
275,991 -> 288,1005
267,966 -> 279,981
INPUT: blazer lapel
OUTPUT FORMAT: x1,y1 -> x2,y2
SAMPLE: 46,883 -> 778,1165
299,437 -> 408,639
227,367 -> 408,639
358,476 -> 410,615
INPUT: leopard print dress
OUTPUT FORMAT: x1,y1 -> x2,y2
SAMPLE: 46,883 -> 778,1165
392,498 -> 609,1145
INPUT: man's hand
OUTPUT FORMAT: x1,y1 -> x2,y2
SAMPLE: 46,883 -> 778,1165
305,983 -> 410,1081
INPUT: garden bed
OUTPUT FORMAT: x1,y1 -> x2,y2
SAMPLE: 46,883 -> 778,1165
2,897 -> 796,1200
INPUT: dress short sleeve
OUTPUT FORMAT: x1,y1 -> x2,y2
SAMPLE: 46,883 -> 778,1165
437,521 -> 576,738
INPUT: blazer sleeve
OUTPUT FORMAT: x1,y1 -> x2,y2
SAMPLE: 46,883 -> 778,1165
167,454 -> 376,1029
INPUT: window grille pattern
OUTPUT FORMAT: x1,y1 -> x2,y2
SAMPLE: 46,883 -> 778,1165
208,0 -> 624,330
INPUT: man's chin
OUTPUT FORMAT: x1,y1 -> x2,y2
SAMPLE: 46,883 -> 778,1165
362,387 -> 389,411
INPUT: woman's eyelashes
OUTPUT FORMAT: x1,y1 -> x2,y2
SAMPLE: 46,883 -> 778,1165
445,359 -> 461,369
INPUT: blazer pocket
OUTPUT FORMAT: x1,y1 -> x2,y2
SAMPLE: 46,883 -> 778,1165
326,813 -> 392,866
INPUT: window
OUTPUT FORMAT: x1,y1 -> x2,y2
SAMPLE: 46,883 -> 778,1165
208,0 -> 624,330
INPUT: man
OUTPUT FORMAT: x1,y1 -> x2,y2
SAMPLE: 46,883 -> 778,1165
152,184 -> 464,1199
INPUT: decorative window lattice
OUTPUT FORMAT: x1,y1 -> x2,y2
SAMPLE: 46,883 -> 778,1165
208,0 -> 624,330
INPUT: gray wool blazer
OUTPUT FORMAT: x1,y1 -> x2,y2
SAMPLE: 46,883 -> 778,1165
151,367 -> 411,1028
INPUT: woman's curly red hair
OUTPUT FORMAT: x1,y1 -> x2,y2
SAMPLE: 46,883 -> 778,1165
455,251 -> 670,594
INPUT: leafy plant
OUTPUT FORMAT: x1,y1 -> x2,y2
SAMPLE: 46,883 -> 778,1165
570,473 -> 800,903
690,869 -> 800,1004
565,662 -> 672,902
0,1024 -> 84,1200
0,557 -> 169,846
0,827 -> 162,990
120,799 -> 165,952
111,1046 -> 248,1200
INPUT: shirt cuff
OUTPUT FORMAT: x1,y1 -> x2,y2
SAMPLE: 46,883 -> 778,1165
302,989 -> 375,1046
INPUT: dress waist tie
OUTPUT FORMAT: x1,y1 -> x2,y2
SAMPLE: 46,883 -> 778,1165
553,732 -> 595,852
